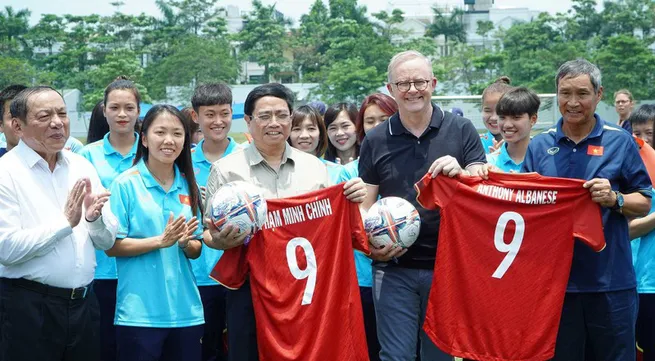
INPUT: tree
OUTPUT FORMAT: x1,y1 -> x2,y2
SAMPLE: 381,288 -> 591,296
0,6 -> 31,55
329,0 -> 368,23
236,0 -> 290,83
144,36 -> 238,99
564,0 -> 601,40
0,56 -> 36,88
499,13 -> 588,93
372,9 -> 405,41
594,34 -> 655,101
475,20 -> 494,47
82,48 -> 152,109
425,7 -> 466,56
25,14 -> 66,56
292,0 -> 331,82
315,57 -> 382,104
397,37 -> 438,57
167,0 -> 224,36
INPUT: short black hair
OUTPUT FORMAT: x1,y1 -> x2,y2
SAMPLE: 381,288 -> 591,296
10,86 -> 63,123
0,84 -> 27,121
496,87 -> 541,118
244,83 -> 294,117
628,104 -> 655,127
191,83 -> 233,112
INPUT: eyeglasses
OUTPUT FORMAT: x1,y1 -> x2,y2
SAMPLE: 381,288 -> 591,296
252,112 -> 292,123
393,80 -> 430,92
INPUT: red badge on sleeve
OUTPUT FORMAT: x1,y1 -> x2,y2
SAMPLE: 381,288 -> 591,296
587,145 -> 604,156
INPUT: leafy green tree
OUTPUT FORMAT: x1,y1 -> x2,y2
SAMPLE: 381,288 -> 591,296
236,0 -> 290,83
144,36 -> 238,99
83,49 -> 151,109
315,57 -> 381,103
0,56 -> 36,88
329,0 -> 369,23
425,7 -> 466,56
475,20 -> 494,47
0,6 -> 31,55
594,34 -> 655,101
292,0 -> 331,82
397,37 -> 438,57
25,14 -> 66,56
372,9 -> 405,41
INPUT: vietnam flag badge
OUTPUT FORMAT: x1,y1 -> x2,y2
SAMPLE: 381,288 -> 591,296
587,145 -> 604,156
179,194 -> 191,206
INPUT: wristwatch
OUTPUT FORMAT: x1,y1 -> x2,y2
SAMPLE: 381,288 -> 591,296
611,191 -> 624,213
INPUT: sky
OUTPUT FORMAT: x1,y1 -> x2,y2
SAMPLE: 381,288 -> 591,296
6,0 -> 579,26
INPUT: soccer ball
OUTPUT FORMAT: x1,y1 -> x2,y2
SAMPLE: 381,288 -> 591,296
209,181 -> 268,243
364,197 -> 421,249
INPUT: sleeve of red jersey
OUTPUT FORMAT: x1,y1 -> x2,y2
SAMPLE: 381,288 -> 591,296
573,196 -> 606,252
209,244 -> 250,289
414,173 -> 459,210
349,199 -> 370,255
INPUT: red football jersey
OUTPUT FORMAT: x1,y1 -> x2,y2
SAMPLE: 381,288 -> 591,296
415,172 -> 605,361
211,185 -> 370,361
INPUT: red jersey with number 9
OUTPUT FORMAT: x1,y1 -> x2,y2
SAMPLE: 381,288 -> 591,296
211,185 -> 370,361
415,172 -> 605,361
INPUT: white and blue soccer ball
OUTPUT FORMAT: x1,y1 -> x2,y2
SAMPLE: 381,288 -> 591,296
364,197 -> 421,249
210,181 -> 267,243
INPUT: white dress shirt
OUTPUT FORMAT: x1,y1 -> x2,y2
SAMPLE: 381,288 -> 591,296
0,141 -> 118,288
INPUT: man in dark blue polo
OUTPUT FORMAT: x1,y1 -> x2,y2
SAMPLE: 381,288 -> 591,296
523,58 -> 651,360
359,50 -> 487,361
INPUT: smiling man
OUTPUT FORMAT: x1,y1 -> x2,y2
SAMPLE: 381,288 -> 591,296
203,83 -> 368,361
359,50 -> 487,361
523,59 -> 652,360
0,86 -> 117,361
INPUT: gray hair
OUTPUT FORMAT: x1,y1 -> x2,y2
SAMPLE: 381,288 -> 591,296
387,50 -> 433,83
556,59 -> 602,94
10,86 -> 63,123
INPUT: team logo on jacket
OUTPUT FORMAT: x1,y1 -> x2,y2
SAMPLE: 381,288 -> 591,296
547,147 -> 560,155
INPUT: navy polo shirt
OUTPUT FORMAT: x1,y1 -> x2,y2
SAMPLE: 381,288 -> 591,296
0,148 -> 6,158
359,104 -> 486,269
523,114 -> 652,292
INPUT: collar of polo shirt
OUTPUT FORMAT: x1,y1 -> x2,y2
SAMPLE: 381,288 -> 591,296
246,142 -> 296,167
388,103 -> 444,137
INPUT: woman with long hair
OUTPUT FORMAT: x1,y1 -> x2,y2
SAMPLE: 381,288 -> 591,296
107,105 -> 204,361
324,102 -> 359,165
79,76 -> 141,361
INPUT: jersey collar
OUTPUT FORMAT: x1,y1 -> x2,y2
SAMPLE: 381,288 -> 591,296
496,143 -> 521,168
102,132 -> 139,157
137,159 -> 182,192
192,137 -> 237,165
555,113 -> 604,144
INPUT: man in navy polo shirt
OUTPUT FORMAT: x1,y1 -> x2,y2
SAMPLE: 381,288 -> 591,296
523,58 -> 651,360
359,50 -> 487,361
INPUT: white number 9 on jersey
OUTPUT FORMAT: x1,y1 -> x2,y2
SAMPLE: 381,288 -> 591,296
286,237 -> 318,305
492,211 -> 525,279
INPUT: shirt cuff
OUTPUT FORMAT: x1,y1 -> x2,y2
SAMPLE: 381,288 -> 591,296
86,211 -> 119,236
